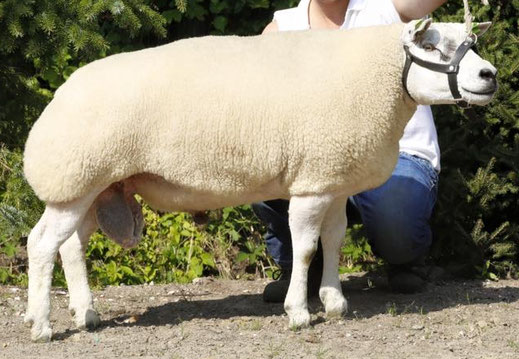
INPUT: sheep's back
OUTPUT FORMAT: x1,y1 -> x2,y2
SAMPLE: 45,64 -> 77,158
23,23 -> 412,203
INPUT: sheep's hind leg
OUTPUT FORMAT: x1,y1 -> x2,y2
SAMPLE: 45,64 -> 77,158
25,193 -> 97,342
284,194 -> 334,329
59,206 -> 100,330
319,197 -> 348,318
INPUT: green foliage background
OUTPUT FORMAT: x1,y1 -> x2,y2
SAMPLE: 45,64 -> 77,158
431,1 -> 519,278
0,0 -> 517,285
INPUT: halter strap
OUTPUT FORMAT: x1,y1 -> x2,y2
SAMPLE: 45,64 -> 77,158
402,35 -> 476,109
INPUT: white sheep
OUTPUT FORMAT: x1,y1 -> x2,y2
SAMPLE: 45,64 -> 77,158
23,19 -> 497,342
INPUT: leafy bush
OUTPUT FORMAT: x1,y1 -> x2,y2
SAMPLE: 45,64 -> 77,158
339,224 -> 379,274
0,147 -> 41,285
84,204 -> 272,288
158,0 -> 298,38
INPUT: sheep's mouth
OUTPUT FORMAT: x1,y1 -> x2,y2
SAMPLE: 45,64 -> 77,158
462,87 -> 497,96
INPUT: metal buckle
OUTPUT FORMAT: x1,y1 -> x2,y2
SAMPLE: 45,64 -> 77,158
456,99 -> 472,109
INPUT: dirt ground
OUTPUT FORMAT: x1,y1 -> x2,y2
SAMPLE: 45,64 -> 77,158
1,273 -> 519,359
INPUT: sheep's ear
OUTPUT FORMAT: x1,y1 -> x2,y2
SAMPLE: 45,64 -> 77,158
471,22 -> 492,37
403,18 -> 433,43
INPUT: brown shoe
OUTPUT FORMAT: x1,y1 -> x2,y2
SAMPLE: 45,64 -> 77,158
387,260 -> 429,294
262,268 -> 291,303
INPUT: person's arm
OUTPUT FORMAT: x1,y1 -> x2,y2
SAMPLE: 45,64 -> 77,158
392,0 -> 447,22
262,21 -> 279,34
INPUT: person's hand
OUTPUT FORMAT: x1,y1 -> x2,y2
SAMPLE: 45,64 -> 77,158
392,0 -> 447,22
262,21 -> 279,34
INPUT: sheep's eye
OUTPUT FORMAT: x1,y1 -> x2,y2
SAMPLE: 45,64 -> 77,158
423,43 -> 436,51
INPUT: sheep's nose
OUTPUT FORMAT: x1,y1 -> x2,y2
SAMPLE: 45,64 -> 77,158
479,68 -> 496,82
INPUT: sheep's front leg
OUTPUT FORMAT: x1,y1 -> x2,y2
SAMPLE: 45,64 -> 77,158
25,195 -> 96,342
59,207 -> 100,330
319,197 -> 348,318
285,194 -> 334,329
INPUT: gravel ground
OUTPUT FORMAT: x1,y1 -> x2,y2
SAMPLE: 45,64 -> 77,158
2,273 -> 519,359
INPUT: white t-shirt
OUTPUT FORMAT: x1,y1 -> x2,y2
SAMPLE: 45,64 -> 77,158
273,0 -> 441,171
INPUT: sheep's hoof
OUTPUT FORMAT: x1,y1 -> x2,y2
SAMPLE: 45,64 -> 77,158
75,309 -> 101,330
325,297 -> 348,318
31,322 -> 52,342
320,289 -> 348,318
287,309 -> 311,331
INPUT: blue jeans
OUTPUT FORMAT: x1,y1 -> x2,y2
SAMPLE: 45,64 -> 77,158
252,152 -> 439,269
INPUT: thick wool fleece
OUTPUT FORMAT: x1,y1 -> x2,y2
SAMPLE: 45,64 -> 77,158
24,24 -> 416,205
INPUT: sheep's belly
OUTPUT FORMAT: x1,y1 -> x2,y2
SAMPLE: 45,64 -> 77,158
130,173 -> 288,212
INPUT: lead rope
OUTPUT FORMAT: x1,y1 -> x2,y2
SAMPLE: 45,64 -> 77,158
464,0 -> 490,35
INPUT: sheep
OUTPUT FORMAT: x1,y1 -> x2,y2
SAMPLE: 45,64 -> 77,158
22,19 -> 497,342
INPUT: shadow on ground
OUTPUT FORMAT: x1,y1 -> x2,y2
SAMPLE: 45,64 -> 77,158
92,274 -> 519,333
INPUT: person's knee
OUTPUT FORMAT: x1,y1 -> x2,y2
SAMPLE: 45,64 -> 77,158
369,219 -> 432,265
355,156 -> 438,265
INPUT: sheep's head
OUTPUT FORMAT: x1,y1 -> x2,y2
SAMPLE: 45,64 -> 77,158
401,18 -> 497,107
